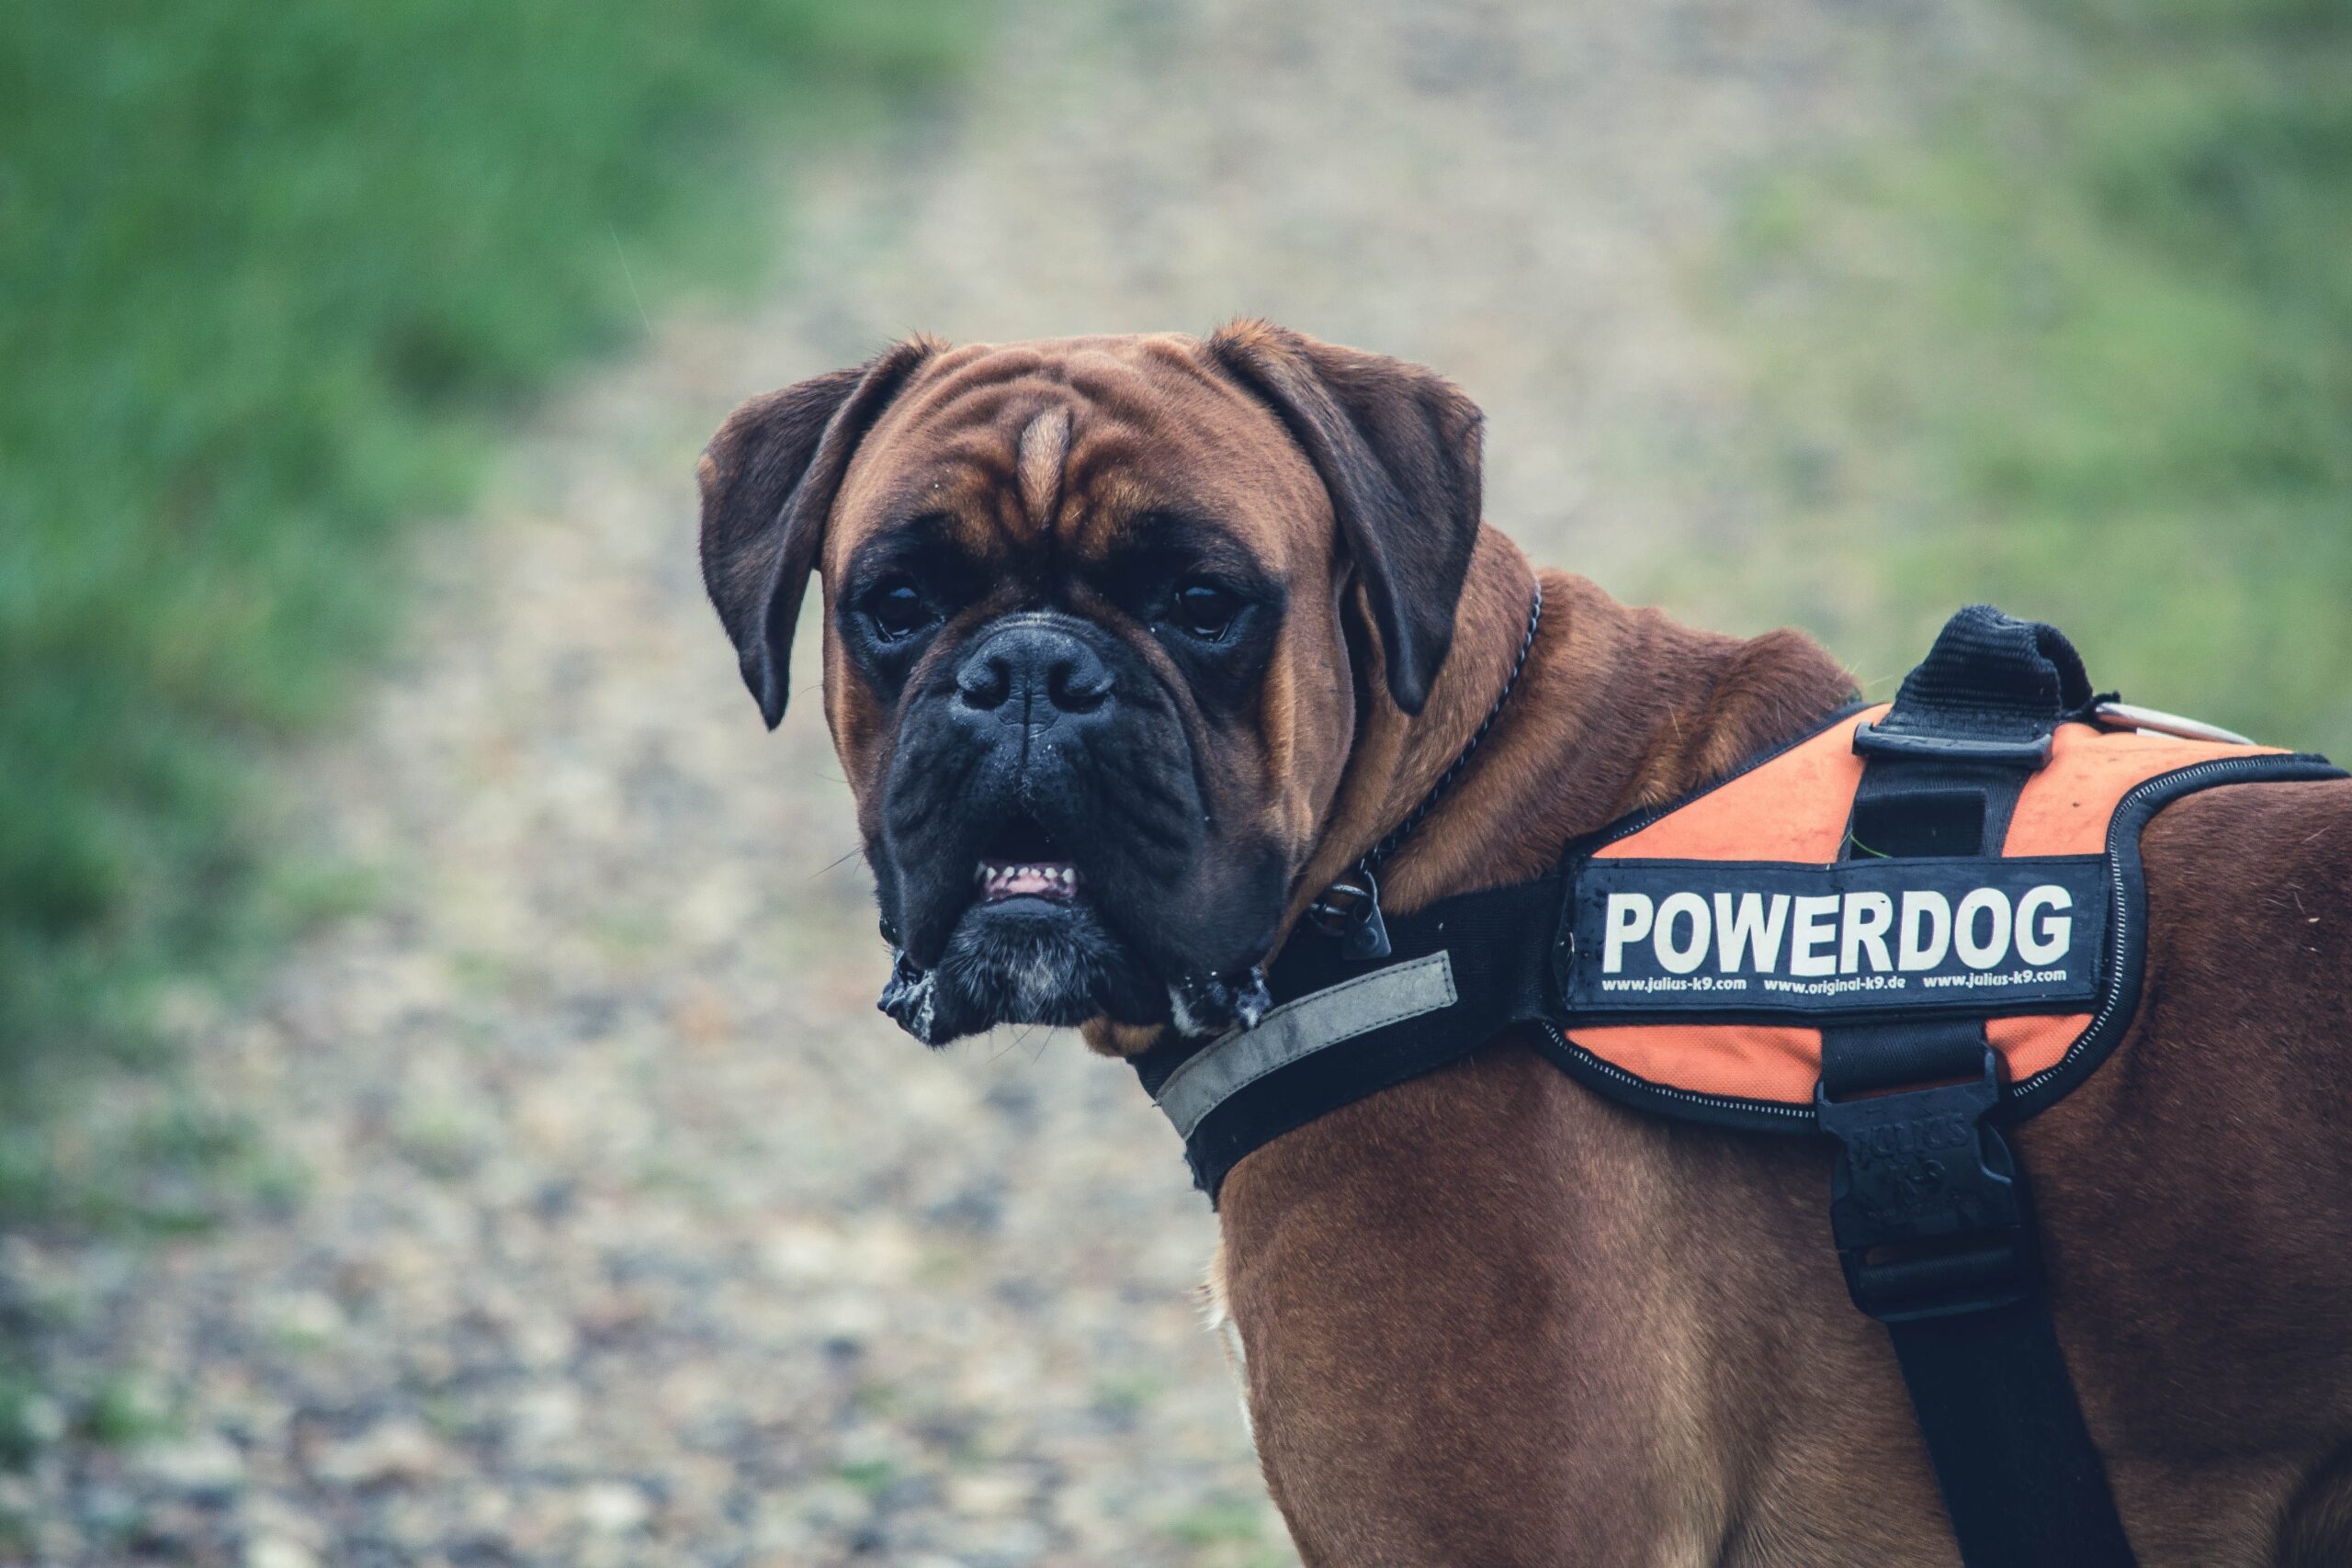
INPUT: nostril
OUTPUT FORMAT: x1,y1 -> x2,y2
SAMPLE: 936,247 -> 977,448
1049,660 -> 1113,714
956,623 -> 1113,719
956,655 -> 1012,711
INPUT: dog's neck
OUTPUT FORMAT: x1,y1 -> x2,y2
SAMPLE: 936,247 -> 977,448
1297,529 -> 1856,924
1084,537 -> 1851,1056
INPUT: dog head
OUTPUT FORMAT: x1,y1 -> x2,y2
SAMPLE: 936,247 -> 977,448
697,324 -> 1483,1045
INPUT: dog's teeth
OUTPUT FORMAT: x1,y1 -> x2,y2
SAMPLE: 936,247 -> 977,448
970,859 -> 1082,901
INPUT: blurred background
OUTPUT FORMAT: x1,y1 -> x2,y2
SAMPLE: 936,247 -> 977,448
0,0 -> 2344,1562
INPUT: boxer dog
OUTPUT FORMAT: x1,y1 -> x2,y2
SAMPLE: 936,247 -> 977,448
696,325 -> 2352,1565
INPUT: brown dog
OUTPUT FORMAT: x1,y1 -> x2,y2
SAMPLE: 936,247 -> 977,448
697,325 -> 2352,1565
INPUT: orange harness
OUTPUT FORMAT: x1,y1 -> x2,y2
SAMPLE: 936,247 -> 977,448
1140,675 -> 2334,1191
1552,703 -> 2304,1122
1132,605 -> 2342,1568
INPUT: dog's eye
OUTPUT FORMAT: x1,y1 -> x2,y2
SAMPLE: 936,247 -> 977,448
865,579 -> 936,642
1169,580 -> 1239,641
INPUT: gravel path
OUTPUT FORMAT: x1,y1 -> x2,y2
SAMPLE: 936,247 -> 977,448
5,4 -> 1992,1562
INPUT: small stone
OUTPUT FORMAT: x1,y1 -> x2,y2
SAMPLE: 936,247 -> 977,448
265,1291 -> 345,1347
511,1314 -> 575,1369
775,1479 -> 869,1540
132,1429 -> 245,1499
311,1419 -> 443,1486
245,1537 -> 319,1568
944,1469 -> 1034,1517
576,1482 -> 650,1534
507,1384 -> 581,1449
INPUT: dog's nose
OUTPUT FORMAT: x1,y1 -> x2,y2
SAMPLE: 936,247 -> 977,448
955,622 -> 1114,728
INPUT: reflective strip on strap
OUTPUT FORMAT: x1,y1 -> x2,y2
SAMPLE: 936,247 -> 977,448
1151,952 -> 1459,1139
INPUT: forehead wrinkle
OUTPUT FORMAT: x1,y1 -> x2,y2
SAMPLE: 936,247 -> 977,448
1059,427 -> 1150,554
863,338 -> 1306,567
1061,362 -> 1176,429
988,473 -> 1037,547
1060,412 -> 1300,571
885,367 -> 1102,546
869,370 -> 1043,480
836,458 -> 1003,575
932,427 -> 1019,490
1016,407 -> 1071,538
895,344 -> 1043,420
1073,340 -> 1261,423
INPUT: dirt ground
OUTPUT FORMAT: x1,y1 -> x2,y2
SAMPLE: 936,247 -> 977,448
4,3 -> 1992,1562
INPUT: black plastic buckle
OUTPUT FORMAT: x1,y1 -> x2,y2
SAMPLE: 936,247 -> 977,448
1816,1048 -> 2034,1323
1305,862 -> 1393,961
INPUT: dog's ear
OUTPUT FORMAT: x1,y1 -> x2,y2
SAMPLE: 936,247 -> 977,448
697,339 -> 937,728
1207,320 -> 1483,716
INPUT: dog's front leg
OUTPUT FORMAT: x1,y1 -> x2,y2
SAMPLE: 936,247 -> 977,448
1216,1048 -> 1744,1568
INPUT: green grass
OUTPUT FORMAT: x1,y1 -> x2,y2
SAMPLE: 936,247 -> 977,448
0,3 -> 971,1141
1710,0 -> 2352,752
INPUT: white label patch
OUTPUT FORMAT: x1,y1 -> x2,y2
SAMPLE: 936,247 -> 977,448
1566,856 -> 2107,1019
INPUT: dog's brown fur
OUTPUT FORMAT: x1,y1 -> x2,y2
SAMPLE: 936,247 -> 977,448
699,326 -> 2352,1565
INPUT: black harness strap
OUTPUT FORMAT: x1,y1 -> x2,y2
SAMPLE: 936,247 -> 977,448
1825,606 -> 2138,1568
1135,874 -> 1560,1195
